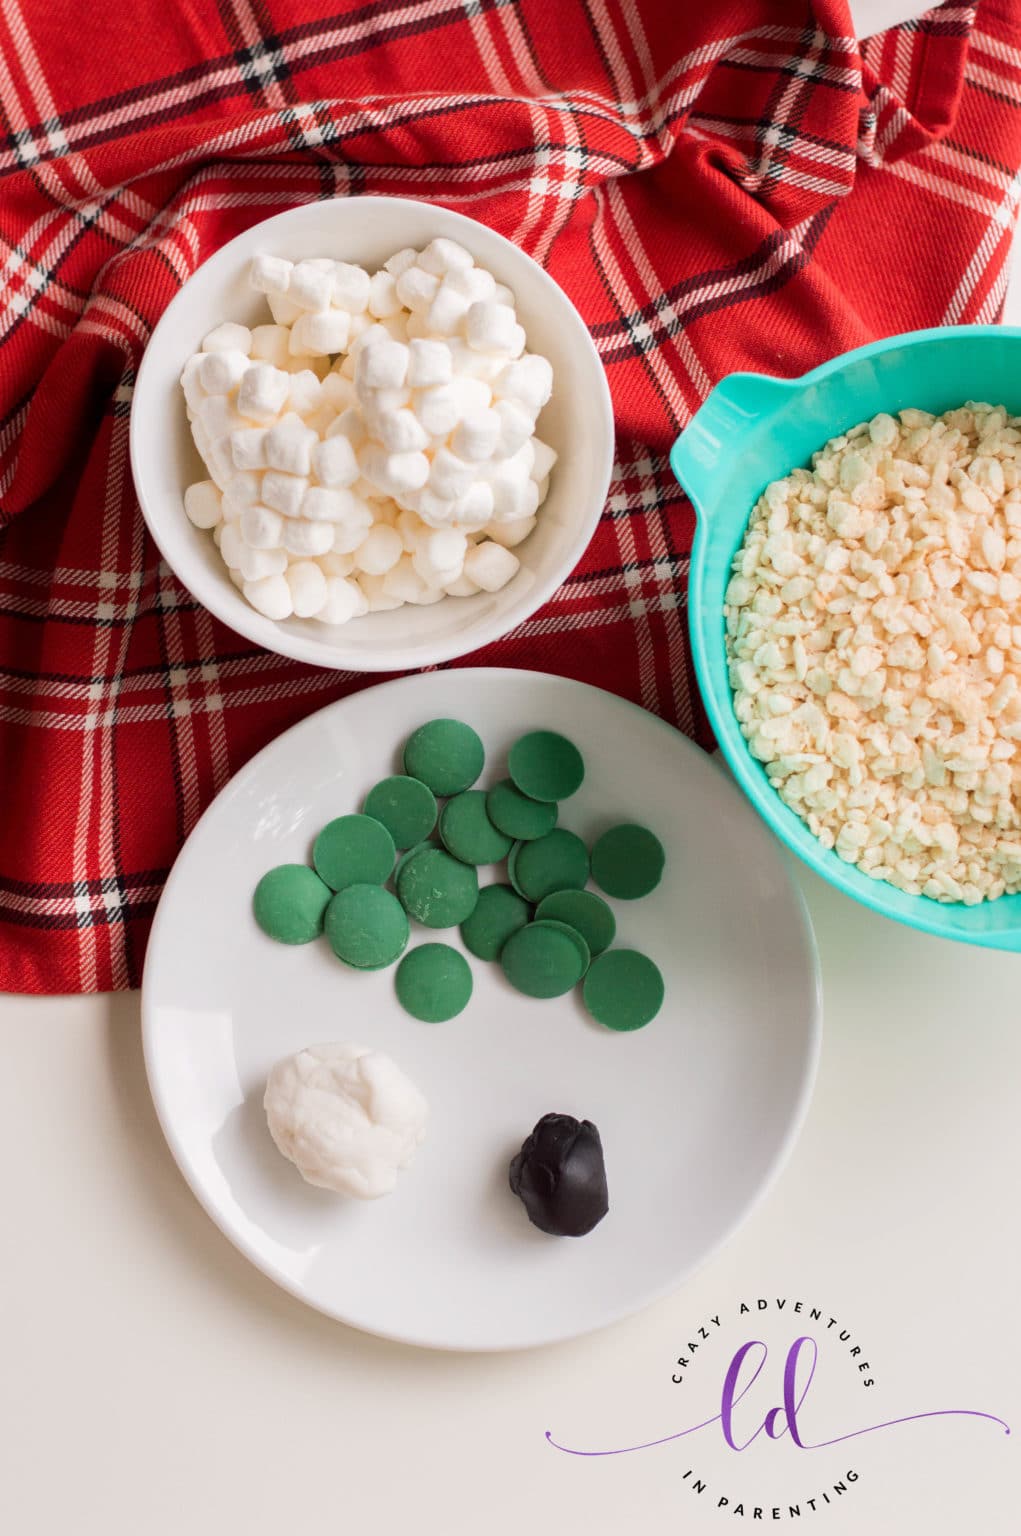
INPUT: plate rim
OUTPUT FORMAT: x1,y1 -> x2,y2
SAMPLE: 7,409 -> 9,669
141,667 -> 823,1351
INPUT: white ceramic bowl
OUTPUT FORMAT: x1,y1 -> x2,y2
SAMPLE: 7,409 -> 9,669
130,197 -> 614,671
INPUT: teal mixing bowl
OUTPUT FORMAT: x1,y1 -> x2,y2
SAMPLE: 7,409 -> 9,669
671,324 -> 1021,950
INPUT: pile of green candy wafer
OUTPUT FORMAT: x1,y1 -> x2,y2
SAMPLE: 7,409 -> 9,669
253,718 -> 665,1030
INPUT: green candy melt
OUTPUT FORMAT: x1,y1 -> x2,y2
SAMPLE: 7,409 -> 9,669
535,889 -> 614,957
501,920 -> 589,999
396,943 -> 474,1022
363,775 -> 437,849
508,730 -> 584,803
403,718 -> 485,797
583,948 -> 664,1031
440,790 -> 513,866
510,828 -> 590,904
253,864 -> 333,945
590,823 -> 665,900
486,778 -> 558,841
324,883 -> 410,970
460,884 -> 531,961
397,847 -> 480,928
313,813 -> 396,892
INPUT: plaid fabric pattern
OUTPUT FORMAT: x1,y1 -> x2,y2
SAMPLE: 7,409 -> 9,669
1,0 -> 1020,993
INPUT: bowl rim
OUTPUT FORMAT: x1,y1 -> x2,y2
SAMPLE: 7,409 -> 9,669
679,323 -> 1021,951
130,195 -> 615,673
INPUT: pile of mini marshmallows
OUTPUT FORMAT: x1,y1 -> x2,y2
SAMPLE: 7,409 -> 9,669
180,240 -> 557,625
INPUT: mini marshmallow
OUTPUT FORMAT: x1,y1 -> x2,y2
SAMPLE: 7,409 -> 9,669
451,346 -> 506,383
239,543 -> 289,582
530,437 -> 558,481
240,504 -> 284,549
465,300 -> 518,355
264,413 -> 316,476
353,476 -> 385,505
415,385 -> 459,438
331,261 -> 371,314
358,337 -> 410,390
492,282 -> 514,307
451,480 -> 495,531
198,348 -> 249,395
359,445 -> 430,498
250,254 -> 292,295
445,572 -> 481,597
493,399 -> 534,458
205,436 -> 237,492
425,283 -> 470,336
413,529 -> 468,585
385,247 -> 418,278
219,523 -> 245,569
184,481 -> 222,530
231,427 -> 268,471
354,523 -> 403,576
383,554 -> 444,606
451,409 -> 501,462
464,540 -> 520,592
320,551 -> 356,578
318,576 -> 366,624
198,395 -> 247,439
395,266 -> 440,315
237,363 -> 290,424
286,369 -> 324,417
327,407 -> 366,448
229,568 -> 245,590
290,309 -> 350,357
312,433 -> 359,488
262,471 -> 309,518
284,518 -> 335,557
429,447 -> 474,500
289,260 -> 334,312
303,486 -> 373,527
202,322 -> 252,354
407,338 -> 452,390
535,473 -> 550,506
332,520 -> 373,554
321,372 -> 356,412
404,313 -> 430,340
349,320 -> 392,358
221,470 -> 261,519
358,572 -> 404,612
285,560 -> 328,618
347,311 -> 373,347
191,419 -> 211,460
417,238 -> 475,277
378,408 -> 429,454
495,354 -> 553,413
445,265 -> 497,304
267,291 -> 304,326
414,490 -> 458,530
368,270 -> 401,319
244,573 -> 293,620
449,374 -> 493,417
250,324 -> 292,368
484,514 -> 535,548
180,354 -> 206,414
486,455 -> 533,522
396,510 -> 430,549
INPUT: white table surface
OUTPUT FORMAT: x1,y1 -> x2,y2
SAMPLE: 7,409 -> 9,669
4,14 -> 1021,1533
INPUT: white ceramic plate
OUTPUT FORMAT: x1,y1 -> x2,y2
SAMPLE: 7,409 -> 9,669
143,669 -> 821,1351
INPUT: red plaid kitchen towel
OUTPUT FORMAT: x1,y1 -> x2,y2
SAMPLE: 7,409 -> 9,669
1,0 -> 1020,993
